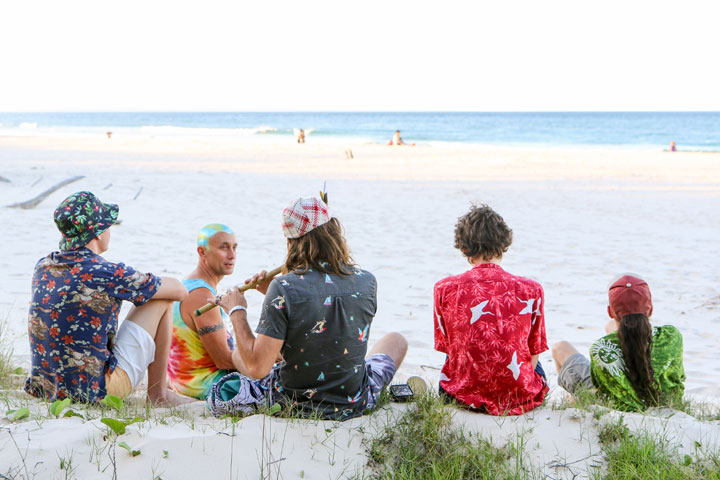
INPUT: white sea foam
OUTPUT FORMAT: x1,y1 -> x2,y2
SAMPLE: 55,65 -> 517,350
19,122 -> 37,128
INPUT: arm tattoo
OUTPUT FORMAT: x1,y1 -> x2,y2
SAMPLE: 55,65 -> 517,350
197,324 -> 224,336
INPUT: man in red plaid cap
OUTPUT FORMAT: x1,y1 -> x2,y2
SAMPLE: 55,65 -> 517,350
208,197 -> 408,420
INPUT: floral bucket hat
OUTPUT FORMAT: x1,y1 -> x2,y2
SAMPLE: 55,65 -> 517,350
53,191 -> 119,251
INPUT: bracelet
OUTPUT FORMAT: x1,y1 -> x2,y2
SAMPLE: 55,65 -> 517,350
229,305 -> 247,315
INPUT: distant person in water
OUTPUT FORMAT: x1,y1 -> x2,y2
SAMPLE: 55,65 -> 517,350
297,129 -> 306,144
552,274 -> 685,411
669,140 -> 676,152
106,132 -> 112,139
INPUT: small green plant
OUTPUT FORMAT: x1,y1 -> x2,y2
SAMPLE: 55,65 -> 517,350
6,407 -> 30,421
597,416 -> 629,445
49,398 -> 83,419
100,396 -> 145,480
58,449 -> 78,480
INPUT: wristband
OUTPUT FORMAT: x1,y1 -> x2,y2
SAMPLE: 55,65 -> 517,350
229,305 -> 247,315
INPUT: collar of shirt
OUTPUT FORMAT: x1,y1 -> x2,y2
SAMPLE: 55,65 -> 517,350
471,262 -> 504,271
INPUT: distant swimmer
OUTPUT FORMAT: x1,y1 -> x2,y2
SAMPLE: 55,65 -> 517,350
669,140 -> 676,152
106,132 -> 112,139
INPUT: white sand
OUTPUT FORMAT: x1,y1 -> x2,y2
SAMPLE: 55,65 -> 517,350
1,134 -> 719,478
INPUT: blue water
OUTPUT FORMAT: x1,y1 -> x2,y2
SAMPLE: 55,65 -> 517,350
0,112 -> 718,150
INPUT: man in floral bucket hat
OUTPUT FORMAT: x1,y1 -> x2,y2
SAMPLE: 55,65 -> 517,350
208,196 -> 408,420
25,191 -> 194,406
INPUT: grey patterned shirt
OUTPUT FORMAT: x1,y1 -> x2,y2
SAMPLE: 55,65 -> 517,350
256,266 -> 377,419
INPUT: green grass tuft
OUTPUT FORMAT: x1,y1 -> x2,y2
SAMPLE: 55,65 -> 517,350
595,417 -> 720,479
363,393 -> 533,479
0,315 -> 18,390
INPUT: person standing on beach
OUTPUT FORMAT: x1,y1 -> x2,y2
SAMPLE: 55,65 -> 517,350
208,197 -> 408,420
433,205 -> 548,415
552,274 -> 685,411
167,224 -> 253,399
25,191 -> 192,406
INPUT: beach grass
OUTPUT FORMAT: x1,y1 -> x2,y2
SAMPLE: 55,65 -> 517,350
0,315 -> 23,392
594,417 -> 720,479
362,393 -> 534,479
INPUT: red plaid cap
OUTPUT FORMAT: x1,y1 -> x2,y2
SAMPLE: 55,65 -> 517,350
608,274 -> 653,319
282,197 -> 330,239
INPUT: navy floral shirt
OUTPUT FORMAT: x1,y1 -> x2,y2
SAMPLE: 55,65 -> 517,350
25,248 -> 160,402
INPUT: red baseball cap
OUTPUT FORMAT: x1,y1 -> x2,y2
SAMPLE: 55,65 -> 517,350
607,274 -> 653,320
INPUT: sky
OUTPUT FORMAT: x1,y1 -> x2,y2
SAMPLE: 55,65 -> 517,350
1,0 -> 719,112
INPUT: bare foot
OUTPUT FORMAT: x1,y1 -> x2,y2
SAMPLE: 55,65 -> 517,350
147,389 -> 197,407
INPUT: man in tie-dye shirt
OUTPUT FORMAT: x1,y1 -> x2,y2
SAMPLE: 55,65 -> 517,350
168,224 -> 250,399
208,197 -> 408,420
433,204 -> 548,415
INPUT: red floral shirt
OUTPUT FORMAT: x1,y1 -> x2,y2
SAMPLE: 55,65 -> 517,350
433,263 -> 548,415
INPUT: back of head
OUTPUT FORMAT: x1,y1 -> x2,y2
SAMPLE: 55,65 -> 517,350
53,191 -> 119,251
281,197 -> 355,275
454,204 -> 513,262
608,274 -> 659,407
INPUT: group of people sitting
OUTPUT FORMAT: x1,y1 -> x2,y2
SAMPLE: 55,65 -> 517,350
25,191 -> 685,419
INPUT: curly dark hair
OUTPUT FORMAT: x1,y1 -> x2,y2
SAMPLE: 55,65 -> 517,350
454,204 -> 513,261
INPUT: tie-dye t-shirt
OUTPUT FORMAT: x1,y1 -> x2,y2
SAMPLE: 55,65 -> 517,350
433,263 -> 548,415
255,266 -> 376,420
25,248 -> 160,402
590,325 -> 685,411
168,279 -> 235,399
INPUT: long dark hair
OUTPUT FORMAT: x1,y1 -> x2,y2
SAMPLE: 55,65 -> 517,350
617,313 -> 660,406
284,218 -> 356,276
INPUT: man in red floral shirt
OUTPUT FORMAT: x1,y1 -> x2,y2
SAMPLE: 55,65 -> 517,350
25,191 -> 192,406
433,204 -> 548,415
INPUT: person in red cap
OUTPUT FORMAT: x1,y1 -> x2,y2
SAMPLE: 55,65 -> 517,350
207,197 -> 408,420
552,274 -> 685,411
433,204 -> 549,415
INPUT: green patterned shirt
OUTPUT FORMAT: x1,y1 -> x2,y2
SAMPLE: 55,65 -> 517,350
589,325 -> 685,411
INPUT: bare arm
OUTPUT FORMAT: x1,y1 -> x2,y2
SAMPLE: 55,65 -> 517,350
180,288 -> 236,370
153,277 -> 188,301
218,282 -> 282,379
531,354 -> 539,369
229,310 -> 283,379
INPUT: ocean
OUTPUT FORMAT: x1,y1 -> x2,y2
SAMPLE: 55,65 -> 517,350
0,112 -> 718,151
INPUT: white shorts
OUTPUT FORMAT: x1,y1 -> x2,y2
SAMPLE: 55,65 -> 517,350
113,320 -> 156,389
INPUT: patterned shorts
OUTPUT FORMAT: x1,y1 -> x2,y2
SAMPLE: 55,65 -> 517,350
558,353 -> 594,394
207,353 -> 397,417
365,353 -> 397,409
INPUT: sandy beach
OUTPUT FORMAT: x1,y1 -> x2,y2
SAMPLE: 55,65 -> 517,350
1,134 -> 719,478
